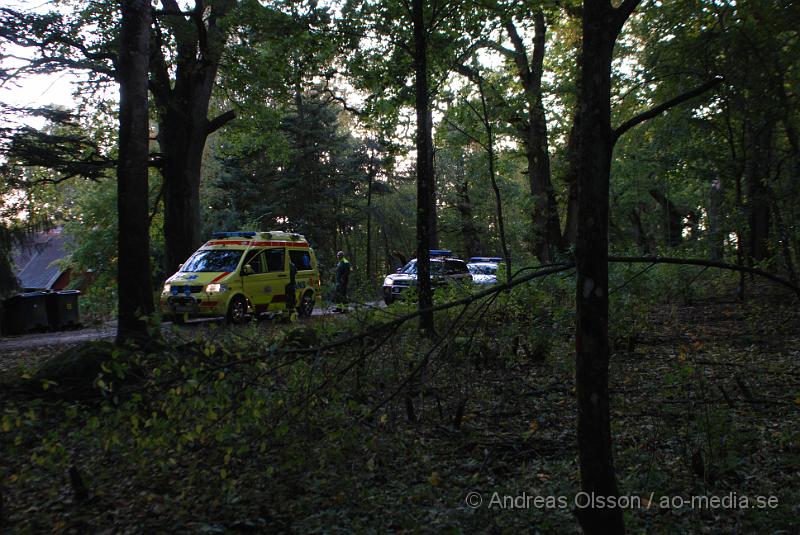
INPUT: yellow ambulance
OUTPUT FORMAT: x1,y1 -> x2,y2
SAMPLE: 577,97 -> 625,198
160,231 -> 320,323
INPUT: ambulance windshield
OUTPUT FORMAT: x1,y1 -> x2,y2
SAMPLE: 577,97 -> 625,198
182,250 -> 243,273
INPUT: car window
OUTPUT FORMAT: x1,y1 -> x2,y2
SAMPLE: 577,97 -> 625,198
445,260 -> 468,274
265,248 -> 285,272
182,250 -> 243,273
242,250 -> 266,274
399,260 -> 417,274
469,263 -> 497,275
399,259 -> 444,275
290,250 -> 312,271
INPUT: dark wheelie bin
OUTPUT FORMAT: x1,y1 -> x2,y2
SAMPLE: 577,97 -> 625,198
46,290 -> 81,330
2,291 -> 50,334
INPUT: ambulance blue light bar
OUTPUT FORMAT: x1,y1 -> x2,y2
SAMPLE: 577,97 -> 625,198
211,231 -> 257,239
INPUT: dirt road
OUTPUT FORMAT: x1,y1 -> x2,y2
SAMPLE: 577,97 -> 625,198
0,304 -> 371,352
0,322 -> 118,353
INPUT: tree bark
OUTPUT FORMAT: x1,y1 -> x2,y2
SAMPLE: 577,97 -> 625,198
427,107 -> 438,250
151,0 -> 236,273
649,188 -> 683,247
455,157 -> 483,258
504,12 -> 563,262
365,157 -> 375,285
628,209 -> 654,255
563,119 -> 580,247
708,178 -> 724,261
452,64 -> 512,277
573,1 -> 639,533
116,0 -> 154,345
768,187 -> 798,284
477,76 -> 512,279
744,117 -> 774,263
412,0 -> 434,332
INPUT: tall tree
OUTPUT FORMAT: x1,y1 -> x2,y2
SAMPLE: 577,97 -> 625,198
574,0 -> 719,531
116,0 -> 154,344
442,67 -> 512,277
342,0 -> 479,331
412,0 -> 435,331
152,0 -> 237,272
490,7 -> 563,262
573,1 -> 640,532
205,96 -> 373,262
0,1 -> 319,272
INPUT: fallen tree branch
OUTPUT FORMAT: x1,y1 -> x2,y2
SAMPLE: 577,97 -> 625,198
608,256 -> 800,297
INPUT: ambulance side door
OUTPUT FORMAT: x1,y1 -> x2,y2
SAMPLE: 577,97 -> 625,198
240,249 -> 270,313
289,249 -> 314,296
262,247 -> 288,309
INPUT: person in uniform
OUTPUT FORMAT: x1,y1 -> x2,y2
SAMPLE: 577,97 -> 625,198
284,259 -> 298,322
334,251 -> 350,311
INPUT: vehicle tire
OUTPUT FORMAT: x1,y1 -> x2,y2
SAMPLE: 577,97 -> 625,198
169,313 -> 185,325
297,291 -> 315,317
384,294 -> 394,305
226,295 -> 248,324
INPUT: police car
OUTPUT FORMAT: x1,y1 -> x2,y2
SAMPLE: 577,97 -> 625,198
382,250 -> 472,304
160,231 -> 320,323
467,256 -> 502,285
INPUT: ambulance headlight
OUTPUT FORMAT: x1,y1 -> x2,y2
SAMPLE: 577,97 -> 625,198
162,283 -> 171,293
206,283 -> 229,293
383,277 -> 393,286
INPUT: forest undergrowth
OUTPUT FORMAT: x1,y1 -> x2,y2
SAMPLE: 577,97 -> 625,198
1,273 -> 798,534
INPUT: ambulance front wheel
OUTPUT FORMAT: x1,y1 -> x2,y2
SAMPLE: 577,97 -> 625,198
226,295 -> 248,324
297,291 -> 315,317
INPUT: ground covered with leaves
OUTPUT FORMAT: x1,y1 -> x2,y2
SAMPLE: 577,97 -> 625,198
1,271 -> 798,534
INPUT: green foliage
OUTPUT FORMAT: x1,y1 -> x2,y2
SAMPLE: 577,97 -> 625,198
1,279 -> 799,532
205,96 -> 388,284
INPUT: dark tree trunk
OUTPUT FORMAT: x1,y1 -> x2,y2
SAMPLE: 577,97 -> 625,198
478,77 -> 512,278
735,168 -> 746,298
745,118 -> 774,263
453,64 -> 512,277
456,179 -> 480,258
455,157 -> 483,258
427,108 -> 438,250
366,164 -> 375,285
649,188 -> 683,247
116,0 -> 154,345
505,12 -> 563,262
628,209 -> 654,255
768,186 -> 798,284
412,0 -> 434,332
708,178 -> 724,261
563,118 -> 580,247
159,113 -> 204,272
151,0 -> 236,273
573,1 -> 639,533
566,43 -> 719,252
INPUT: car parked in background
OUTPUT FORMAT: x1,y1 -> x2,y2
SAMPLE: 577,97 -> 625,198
467,257 -> 502,285
382,251 -> 472,304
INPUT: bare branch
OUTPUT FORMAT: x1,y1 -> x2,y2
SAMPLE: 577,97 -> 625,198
503,18 -> 532,91
613,77 -> 722,143
614,0 -> 642,31
441,114 -> 487,152
206,109 -> 236,135
608,255 -> 800,297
